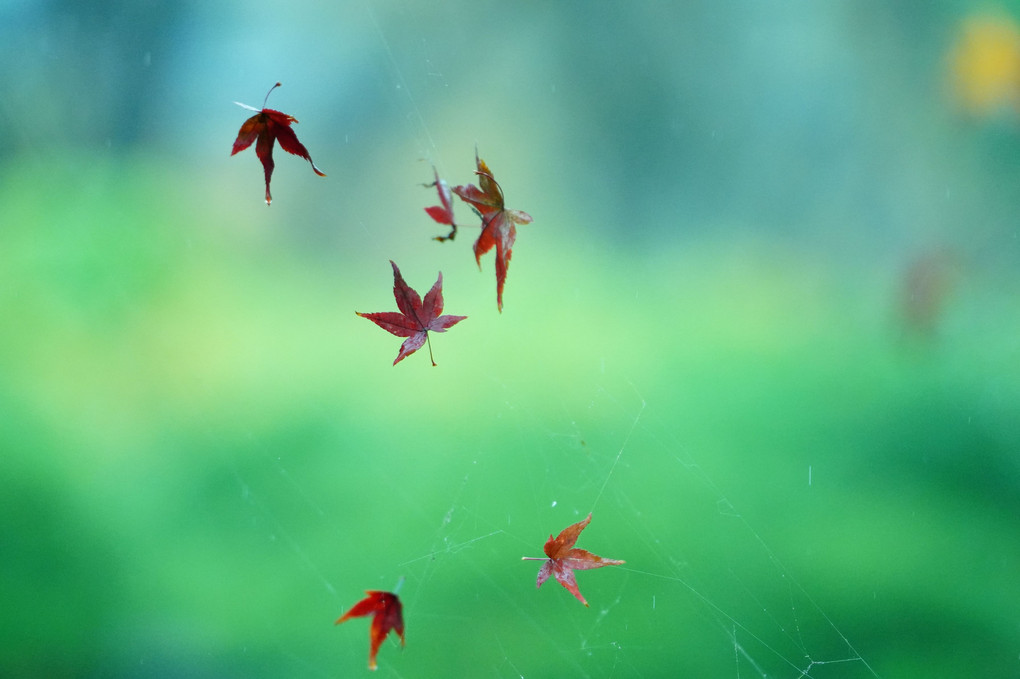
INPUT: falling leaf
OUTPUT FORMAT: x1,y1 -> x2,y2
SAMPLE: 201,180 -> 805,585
522,513 -> 624,607
231,82 -> 326,205
356,260 -> 467,366
423,166 -> 459,241
453,151 -> 532,312
336,590 -> 404,671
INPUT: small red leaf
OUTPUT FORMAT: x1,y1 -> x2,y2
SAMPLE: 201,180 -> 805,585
356,260 -> 466,366
452,151 -> 532,312
231,82 -> 326,205
524,513 -> 624,607
423,166 -> 458,242
336,590 -> 404,671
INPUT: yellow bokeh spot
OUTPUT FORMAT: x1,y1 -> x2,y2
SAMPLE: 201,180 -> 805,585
949,13 -> 1020,114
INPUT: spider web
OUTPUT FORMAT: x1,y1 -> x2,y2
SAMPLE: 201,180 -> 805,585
214,3 -> 888,677
11,1 -> 1019,678
230,366 -> 882,677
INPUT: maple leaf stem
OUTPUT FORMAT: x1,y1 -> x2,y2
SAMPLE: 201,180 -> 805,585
521,556 -> 549,561
433,225 -> 457,242
425,332 -> 436,367
393,576 -> 405,595
263,81 -> 282,108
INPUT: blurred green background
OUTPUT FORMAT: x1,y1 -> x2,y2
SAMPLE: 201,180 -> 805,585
2,1 -> 1019,677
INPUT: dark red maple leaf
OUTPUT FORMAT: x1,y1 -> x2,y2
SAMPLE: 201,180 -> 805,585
231,82 -> 326,205
522,513 -> 624,607
356,260 -> 466,366
335,590 -> 404,671
423,166 -> 458,242
452,151 -> 532,312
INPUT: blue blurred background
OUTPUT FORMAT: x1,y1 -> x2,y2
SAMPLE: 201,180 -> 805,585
2,1 -> 1019,677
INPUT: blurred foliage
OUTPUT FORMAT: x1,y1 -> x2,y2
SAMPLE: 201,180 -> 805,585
1,1 -> 1019,678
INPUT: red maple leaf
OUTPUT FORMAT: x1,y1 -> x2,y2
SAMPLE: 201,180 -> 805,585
356,260 -> 467,366
452,151 -> 532,312
423,166 -> 458,242
335,590 -> 404,671
522,513 -> 624,607
231,82 -> 326,205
